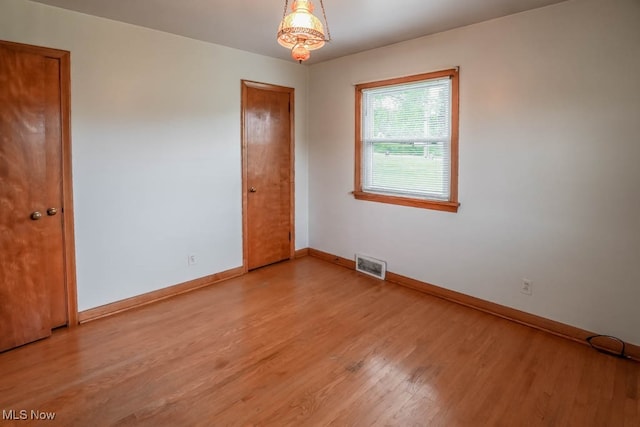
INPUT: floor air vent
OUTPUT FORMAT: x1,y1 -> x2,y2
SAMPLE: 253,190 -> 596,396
355,254 -> 386,280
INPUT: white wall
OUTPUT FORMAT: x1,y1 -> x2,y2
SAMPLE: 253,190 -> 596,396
308,0 -> 640,345
0,0 -> 309,311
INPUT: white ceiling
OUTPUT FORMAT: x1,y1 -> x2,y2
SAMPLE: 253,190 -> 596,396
31,0 -> 568,64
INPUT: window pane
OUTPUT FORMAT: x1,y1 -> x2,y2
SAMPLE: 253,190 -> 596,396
361,77 -> 451,200
365,141 -> 450,200
363,78 -> 451,142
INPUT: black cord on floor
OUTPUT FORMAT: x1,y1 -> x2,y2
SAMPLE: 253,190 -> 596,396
586,335 -> 628,359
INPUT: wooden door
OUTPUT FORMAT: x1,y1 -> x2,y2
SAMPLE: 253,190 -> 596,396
0,41 -> 74,352
242,81 -> 294,271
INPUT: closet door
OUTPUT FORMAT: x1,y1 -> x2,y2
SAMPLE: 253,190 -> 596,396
0,42 -> 69,352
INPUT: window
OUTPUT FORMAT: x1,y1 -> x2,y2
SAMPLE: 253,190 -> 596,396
354,68 -> 459,212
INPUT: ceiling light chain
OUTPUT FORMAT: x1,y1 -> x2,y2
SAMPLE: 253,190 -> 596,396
281,0 -> 290,23
318,0 -> 331,42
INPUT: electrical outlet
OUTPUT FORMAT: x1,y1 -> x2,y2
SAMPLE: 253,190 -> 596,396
188,254 -> 198,266
521,279 -> 533,296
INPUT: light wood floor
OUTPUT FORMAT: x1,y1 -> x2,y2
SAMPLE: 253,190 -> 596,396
1,257 -> 638,426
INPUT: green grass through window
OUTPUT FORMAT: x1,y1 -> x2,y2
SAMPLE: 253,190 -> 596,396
371,152 -> 445,194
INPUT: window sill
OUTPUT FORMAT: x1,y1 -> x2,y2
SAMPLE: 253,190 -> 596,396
353,191 -> 459,213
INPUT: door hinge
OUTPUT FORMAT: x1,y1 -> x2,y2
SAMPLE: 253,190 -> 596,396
288,102 -> 291,113
289,231 -> 291,241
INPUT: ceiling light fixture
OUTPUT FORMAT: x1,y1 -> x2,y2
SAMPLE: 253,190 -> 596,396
277,0 -> 331,63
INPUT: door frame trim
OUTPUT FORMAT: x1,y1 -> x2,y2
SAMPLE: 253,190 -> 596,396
1,40 -> 78,327
240,80 -> 295,273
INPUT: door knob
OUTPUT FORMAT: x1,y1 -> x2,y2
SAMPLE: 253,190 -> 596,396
47,208 -> 58,216
31,211 -> 42,220
249,187 -> 257,193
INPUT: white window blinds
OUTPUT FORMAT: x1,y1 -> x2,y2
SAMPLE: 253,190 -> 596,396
361,77 -> 452,200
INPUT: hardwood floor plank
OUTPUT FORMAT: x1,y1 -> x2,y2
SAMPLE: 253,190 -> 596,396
0,257 -> 638,426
